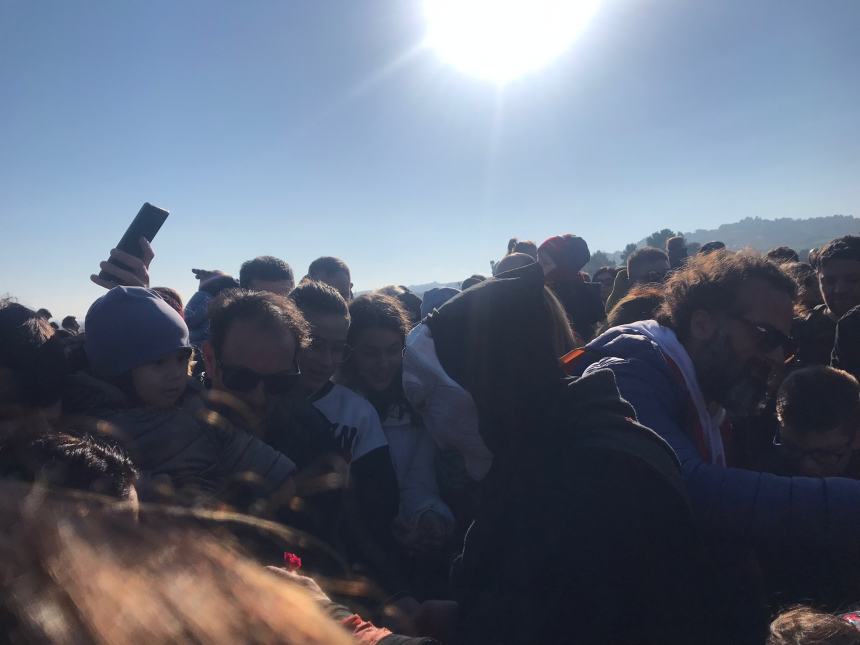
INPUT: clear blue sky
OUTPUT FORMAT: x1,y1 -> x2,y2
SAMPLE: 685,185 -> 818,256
2,1 -> 859,318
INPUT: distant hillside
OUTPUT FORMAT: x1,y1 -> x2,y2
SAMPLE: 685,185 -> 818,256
678,215 -> 858,254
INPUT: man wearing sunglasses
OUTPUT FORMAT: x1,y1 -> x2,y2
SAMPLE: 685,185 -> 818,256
570,250 -> 860,606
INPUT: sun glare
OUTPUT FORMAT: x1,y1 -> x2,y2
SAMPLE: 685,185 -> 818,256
423,0 -> 603,84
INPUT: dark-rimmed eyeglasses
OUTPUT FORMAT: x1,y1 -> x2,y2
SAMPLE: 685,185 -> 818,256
730,315 -> 796,357
217,360 -> 301,394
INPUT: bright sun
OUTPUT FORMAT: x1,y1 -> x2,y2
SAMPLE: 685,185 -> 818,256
423,0 -> 603,84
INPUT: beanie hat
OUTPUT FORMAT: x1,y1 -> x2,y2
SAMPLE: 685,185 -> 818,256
539,235 -> 591,282
84,287 -> 190,376
420,287 -> 461,319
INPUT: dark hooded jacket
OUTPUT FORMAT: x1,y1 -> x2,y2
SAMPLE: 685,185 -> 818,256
420,264 -> 732,645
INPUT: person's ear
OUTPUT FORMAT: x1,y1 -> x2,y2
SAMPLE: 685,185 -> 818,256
689,309 -> 718,342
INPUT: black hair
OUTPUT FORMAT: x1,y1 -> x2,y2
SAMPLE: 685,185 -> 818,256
208,289 -> 310,355
35,309 -> 52,321
0,301 -> 66,410
376,285 -> 422,327
766,246 -> 800,265
307,257 -> 350,280
289,280 -> 349,319
239,256 -> 294,290
777,366 -> 860,435
813,236 -> 860,271
0,432 -> 138,500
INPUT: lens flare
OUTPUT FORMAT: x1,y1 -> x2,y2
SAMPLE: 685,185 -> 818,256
423,0 -> 603,84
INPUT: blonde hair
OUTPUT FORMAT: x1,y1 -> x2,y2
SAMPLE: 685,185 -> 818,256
0,483 -> 353,644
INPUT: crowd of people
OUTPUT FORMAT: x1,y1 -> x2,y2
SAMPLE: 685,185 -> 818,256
4,229 -> 860,643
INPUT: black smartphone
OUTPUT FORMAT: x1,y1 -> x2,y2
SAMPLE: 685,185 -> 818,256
98,202 -> 169,281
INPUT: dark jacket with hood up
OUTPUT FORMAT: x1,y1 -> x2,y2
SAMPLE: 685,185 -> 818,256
421,264 -> 731,645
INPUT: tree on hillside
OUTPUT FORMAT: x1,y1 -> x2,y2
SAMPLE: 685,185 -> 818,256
646,229 -> 681,250
620,243 -> 638,264
582,250 -> 616,277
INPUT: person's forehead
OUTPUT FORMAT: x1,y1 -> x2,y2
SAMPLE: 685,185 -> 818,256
355,327 -> 402,348
306,311 -> 349,340
785,424 -> 853,447
736,279 -> 794,333
221,319 -> 296,366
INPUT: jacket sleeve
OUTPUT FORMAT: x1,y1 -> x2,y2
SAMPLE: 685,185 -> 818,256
586,355 -> 860,555
215,424 -> 297,494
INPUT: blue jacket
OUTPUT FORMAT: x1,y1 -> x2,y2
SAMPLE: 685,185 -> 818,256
581,325 -> 860,556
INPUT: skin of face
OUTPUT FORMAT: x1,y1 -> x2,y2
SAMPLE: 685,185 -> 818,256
780,422 -> 859,477
248,278 -> 295,297
593,271 -> 616,301
299,311 -> 350,395
686,278 -> 794,408
322,270 -> 353,302
351,327 -> 403,393
130,349 -> 191,408
203,319 -> 297,422
819,259 -> 860,319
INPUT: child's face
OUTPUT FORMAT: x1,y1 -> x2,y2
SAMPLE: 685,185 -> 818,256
131,348 -> 192,408
780,422 -> 859,477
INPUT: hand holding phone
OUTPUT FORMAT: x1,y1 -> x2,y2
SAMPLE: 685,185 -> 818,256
90,237 -> 155,289
90,202 -> 168,290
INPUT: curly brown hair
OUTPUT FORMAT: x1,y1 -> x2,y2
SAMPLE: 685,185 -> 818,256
655,250 -> 797,342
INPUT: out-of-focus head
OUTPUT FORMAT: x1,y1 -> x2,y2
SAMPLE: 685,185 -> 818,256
767,606 -> 860,645
239,256 -> 295,297
289,281 -> 350,395
0,432 -> 139,503
0,301 -> 65,424
766,246 -> 800,265
592,266 -> 620,303
698,241 -> 726,255
537,234 -> 591,283
776,366 -> 860,478
657,251 -> 797,413
376,285 -> 422,327
606,285 -> 665,328
507,238 -> 538,259
813,236 -> 860,319
493,252 -> 536,276
151,286 -> 185,318
35,308 -> 52,321
666,236 -> 688,269
460,274 -> 487,291
343,293 -> 410,394
204,290 -> 309,423
0,485 -> 353,644
420,287 -> 460,319
61,316 -> 80,334
627,247 -> 670,285
782,262 -> 823,314
404,263 -> 575,470
307,257 -> 352,301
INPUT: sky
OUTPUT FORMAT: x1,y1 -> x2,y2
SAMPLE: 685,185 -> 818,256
2,0 -> 859,318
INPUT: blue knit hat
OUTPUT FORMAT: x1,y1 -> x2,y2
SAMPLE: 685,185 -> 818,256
84,287 -> 190,376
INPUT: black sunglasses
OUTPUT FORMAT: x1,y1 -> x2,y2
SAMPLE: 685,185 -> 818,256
731,315 -> 796,356
217,360 -> 302,395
